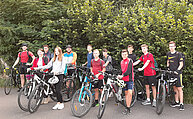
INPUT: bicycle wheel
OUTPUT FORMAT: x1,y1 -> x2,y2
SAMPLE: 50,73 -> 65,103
18,82 -> 34,111
168,86 -> 175,104
97,90 -> 109,119
4,76 -> 13,95
130,85 -> 137,107
62,78 -> 76,102
71,88 -> 93,117
28,85 -> 44,113
156,83 -> 166,115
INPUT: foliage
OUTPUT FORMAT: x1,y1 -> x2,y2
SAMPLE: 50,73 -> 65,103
0,0 -> 192,102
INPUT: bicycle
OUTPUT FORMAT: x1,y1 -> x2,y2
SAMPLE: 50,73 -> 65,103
62,64 -> 80,102
71,66 -> 96,118
3,68 -> 20,95
151,67 -> 177,115
97,70 -> 137,119
27,71 -> 58,113
134,70 -> 147,101
17,70 -> 41,111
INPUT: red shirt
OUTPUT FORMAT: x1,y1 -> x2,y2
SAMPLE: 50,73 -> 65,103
30,57 -> 49,72
91,59 -> 105,80
18,51 -> 34,63
121,58 -> 134,82
139,53 -> 156,76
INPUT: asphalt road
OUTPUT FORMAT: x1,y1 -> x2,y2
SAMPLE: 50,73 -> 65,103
0,88 -> 193,119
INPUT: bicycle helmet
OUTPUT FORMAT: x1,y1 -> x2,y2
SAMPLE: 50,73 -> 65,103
48,76 -> 59,84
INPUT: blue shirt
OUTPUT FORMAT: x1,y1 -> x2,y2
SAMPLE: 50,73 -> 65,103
87,52 -> 93,68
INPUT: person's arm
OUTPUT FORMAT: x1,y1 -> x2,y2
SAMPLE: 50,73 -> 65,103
178,62 -> 183,70
31,55 -> 35,64
138,60 -> 150,71
83,61 -> 88,66
12,57 -> 20,68
72,52 -> 77,65
104,56 -> 112,67
167,60 -> 169,67
123,60 -> 132,77
61,56 -> 67,74
36,58 -> 53,70
177,53 -> 184,71
133,60 -> 140,66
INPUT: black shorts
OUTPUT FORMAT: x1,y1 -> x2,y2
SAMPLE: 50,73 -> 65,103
92,80 -> 104,89
144,75 -> 157,86
19,64 -> 27,74
169,73 -> 183,87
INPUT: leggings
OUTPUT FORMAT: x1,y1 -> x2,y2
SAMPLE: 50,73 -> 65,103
54,74 -> 64,103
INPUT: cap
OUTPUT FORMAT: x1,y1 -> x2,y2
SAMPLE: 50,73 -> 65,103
66,45 -> 72,48
22,43 -> 28,47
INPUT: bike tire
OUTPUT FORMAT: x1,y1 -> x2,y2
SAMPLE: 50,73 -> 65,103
71,88 -> 93,118
4,76 -> 13,95
156,83 -> 166,115
28,85 -> 44,113
97,90 -> 108,119
18,82 -> 33,111
62,78 -> 76,102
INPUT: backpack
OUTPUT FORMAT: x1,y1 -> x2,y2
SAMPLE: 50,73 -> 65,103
177,52 -> 185,70
142,53 -> 158,68
19,51 -> 32,63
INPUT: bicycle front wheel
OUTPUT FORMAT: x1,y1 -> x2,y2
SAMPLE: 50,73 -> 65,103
97,90 -> 109,119
62,78 -> 76,102
18,82 -> 34,111
156,83 -> 166,115
4,77 -> 13,95
71,88 -> 93,117
28,85 -> 44,113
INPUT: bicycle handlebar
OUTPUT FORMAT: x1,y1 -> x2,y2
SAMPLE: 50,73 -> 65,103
151,67 -> 178,75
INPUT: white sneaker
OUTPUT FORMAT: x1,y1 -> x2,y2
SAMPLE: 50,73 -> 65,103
52,103 -> 60,110
58,103 -> 64,110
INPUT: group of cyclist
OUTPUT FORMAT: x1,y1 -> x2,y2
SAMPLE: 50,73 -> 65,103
11,40 -> 184,115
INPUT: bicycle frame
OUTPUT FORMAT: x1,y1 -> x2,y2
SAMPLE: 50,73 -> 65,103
78,75 -> 92,102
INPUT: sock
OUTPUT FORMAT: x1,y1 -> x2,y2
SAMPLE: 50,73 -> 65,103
180,103 -> 183,105
95,100 -> 98,104
153,99 -> 156,102
147,98 -> 150,101
176,101 -> 179,103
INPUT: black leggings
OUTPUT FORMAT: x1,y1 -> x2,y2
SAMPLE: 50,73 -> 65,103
54,74 -> 64,103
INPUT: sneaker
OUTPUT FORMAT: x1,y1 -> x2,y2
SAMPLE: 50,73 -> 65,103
152,100 -> 156,107
52,103 -> 60,110
92,101 -> 99,107
170,102 -> 180,108
142,100 -> 151,105
122,108 -> 130,115
179,104 -> 184,111
95,103 -> 99,107
17,88 -> 21,92
58,103 -> 64,110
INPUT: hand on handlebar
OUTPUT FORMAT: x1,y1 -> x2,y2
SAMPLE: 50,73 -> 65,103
27,68 -> 31,72
117,75 -> 123,79
138,68 -> 143,71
